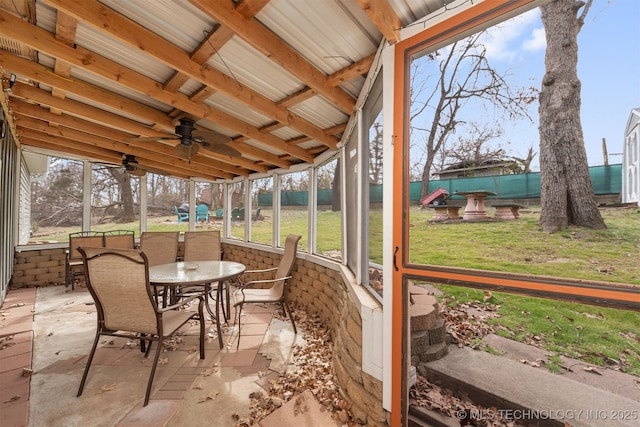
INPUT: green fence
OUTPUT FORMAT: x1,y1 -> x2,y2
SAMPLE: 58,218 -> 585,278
257,164 -> 622,206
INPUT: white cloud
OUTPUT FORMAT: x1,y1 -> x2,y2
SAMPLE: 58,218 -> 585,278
481,8 -> 543,62
522,27 -> 546,52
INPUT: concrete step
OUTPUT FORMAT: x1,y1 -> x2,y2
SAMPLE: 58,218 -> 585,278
419,345 -> 640,426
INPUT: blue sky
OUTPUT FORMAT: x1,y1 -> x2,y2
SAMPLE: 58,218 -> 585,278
483,0 -> 640,168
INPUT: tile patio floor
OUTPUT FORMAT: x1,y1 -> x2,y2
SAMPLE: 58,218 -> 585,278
0,285 -> 334,427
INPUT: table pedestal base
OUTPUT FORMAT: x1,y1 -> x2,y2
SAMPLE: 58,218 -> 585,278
462,210 -> 490,220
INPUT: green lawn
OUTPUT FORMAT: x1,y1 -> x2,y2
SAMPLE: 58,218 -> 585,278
410,205 -> 640,376
29,204 -> 640,375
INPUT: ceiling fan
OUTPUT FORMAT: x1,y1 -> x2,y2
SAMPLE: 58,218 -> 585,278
122,154 -> 146,176
128,117 -> 240,159
92,154 -> 149,177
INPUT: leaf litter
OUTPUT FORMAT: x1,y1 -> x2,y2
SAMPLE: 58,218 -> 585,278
238,301 -> 522,426
235,305 -> 357,426
410,296 -> 529,425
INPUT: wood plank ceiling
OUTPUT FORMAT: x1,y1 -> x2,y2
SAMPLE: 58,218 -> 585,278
0,0 -> 447,181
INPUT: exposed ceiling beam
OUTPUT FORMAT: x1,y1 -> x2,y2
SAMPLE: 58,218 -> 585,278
354,0 -> 403,44
20,134 -> 194,180
16,115 -> 235,180
50,11 -> 76,108
327,53 -> 376,87
188,0 -> 356,116
39,0 -> 338,153
10,98 -> 256,176
0,48 -> 291,168
164,0 -> 270,92
0,51 -> 173,130
9,85 -> 266,174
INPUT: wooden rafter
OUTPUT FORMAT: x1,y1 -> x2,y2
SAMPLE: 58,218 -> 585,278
188,0 -> 356,117
0,0 -> 410,181
354,0 -> 404,44
40,0 -> 338,153
0,26 -> 296,167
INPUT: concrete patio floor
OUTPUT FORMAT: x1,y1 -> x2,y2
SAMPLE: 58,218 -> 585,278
1,285 -> 337,427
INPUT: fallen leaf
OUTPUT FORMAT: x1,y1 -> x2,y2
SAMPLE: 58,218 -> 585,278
583,366 -> 603,375
197,391 -> 218,403
158,357 -> 169,365
3,395 -> 21,403
581,312 -> 605,320
520,359 -> 544,368
97,383 -> 117,394
202,364 -> 219,376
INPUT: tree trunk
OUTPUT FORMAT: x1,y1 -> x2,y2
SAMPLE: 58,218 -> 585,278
420,157 -> 434,203
538,0 -> 605,233
332,159 -> 341,211
108,168 -> 136,222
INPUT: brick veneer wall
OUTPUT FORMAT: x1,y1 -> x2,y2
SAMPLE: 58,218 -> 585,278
222,241 -> 387,426
12,247 -> 67,287
11,242 -> 387,425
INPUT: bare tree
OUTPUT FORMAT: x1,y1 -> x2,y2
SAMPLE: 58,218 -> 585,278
107,167 -> 136,222
31,158 -> 83,227
411,32 -> 535,201
538,0 -> 605,232
441,123 -> 508,169
369,122 -> 383,184
509,146 -> 537,174
331,159 -> 341,211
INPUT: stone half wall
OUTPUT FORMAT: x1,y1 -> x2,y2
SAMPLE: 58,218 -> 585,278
222,241 -> 387,426
12,247 -> 67,287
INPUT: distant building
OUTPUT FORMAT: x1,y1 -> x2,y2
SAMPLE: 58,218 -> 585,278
622,108 -> 640,206
434,159 -> 515,180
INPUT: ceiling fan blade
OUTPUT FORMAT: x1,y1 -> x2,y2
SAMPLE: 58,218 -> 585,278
126,136 -> 178,142
198,142 -> 241,157
191,129 -> 231,145
191,129 -> 240,156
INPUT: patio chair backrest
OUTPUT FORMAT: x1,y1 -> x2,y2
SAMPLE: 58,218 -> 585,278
103,230 -> 135,249
184,231 -> 221,262
68,231 -> 104,261
276,234 -> 301,280
139,232 -> 179,266
79,247 -> 157,335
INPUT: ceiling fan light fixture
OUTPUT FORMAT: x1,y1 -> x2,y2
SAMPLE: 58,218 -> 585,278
175,142 -> 199,160
121,154 -> 146,176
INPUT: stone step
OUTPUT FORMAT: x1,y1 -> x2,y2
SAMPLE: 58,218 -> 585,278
419,346 -> 640,427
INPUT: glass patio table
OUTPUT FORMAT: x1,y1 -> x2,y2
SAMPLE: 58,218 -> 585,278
149,260 -> 246,348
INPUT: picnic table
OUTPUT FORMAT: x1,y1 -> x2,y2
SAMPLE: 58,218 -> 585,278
454,190 -> 496,220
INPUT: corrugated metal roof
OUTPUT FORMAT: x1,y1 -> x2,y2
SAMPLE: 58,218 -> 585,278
99,0 -> 216,52
2,0 -> 482,181
256,0 -> 380,75
206,38 -> 302,101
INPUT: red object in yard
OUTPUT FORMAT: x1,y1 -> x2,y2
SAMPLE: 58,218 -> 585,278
421,187 -> 449,206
